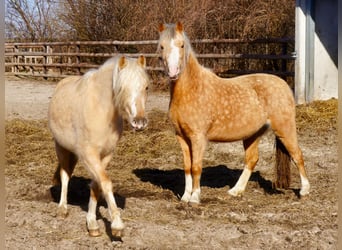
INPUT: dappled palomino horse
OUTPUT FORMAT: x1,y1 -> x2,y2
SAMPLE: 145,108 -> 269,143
48,55 -> 149,237
157,22 -> 310,204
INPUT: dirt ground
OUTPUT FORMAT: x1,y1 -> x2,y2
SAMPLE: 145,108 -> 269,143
5,77 -> 337,249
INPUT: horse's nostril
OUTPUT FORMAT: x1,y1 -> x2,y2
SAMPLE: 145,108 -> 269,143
132,117 -> 148,130
143,118 -> 148,126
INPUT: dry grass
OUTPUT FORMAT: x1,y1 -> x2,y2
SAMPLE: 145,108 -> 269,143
5,99 -> 337,183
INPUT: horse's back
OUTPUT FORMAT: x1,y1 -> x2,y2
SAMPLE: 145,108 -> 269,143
231,73 -> 295,112
204,73 -> 295,140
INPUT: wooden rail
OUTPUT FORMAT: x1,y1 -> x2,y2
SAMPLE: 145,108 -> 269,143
5,38 -> 295,80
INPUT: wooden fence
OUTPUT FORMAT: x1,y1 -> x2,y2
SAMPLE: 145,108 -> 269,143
5,38 -> 296,81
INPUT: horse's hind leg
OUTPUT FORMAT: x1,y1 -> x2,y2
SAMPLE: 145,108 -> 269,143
86,180 -> 102,237
276,134 -> 310,196
53,141 -> 77,217
271,117 -> 310,196
228,135 -> 261,196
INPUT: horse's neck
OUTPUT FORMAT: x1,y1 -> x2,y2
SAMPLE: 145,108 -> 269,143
96,64 -> 115,87
88,63 -> 116,112
175,51 -> 202,89
170,52 -> 202,102
185,51 -> 201,74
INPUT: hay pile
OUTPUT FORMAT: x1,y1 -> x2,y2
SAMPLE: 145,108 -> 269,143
296,98 -> 338,133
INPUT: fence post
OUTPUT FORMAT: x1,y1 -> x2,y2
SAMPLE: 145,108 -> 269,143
13,45 -> 19,73
281,42 -> 288,81
28,48 -> 33,74
43,45 -> 50,79
47,45 -> 53,64
76,44 -> 81,75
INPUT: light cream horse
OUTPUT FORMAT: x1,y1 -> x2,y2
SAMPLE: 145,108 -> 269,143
48,55 -> 149,237
158,22 -> 310,204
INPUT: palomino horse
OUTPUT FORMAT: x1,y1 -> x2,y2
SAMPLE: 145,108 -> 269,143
158,22 -> 310,204
48,55 -> 149,237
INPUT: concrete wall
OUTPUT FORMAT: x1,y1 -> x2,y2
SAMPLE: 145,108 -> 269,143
313,0 -> 338,100
295,0 -> 338,103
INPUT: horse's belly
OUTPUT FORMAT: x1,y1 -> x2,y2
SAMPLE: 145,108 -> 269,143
49,118 -> 78,151
207,113 -> 268,142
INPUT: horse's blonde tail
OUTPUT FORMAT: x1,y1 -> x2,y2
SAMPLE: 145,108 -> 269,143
274,137 -> 291,189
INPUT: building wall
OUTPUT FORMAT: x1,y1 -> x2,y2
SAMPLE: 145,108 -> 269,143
313,0 -> 338,101
295,0 -> 338,103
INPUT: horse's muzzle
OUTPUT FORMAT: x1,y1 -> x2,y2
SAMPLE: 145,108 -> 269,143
131,117 -> 148,131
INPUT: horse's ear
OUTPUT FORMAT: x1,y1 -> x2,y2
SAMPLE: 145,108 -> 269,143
118,56 -> 127,70
158,23 -> 166,33
175,22 -> 183,32
137,55 -> 146,68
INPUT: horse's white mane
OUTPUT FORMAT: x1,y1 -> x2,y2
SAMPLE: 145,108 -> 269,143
80,55 -> 148,113
111,56 -> 149,111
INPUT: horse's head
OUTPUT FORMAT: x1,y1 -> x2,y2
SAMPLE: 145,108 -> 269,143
158,22 -> 189,80
114,55 -> 149,131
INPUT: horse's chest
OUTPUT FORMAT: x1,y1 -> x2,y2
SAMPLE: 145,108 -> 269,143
84,120 -> 122,154
169,97 -> 209,135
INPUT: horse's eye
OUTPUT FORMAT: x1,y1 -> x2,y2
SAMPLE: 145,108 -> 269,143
181,44 -> 184,48
160,46 -> 164,50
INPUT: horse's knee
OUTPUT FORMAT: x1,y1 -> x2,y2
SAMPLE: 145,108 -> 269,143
100,178 -> 113,195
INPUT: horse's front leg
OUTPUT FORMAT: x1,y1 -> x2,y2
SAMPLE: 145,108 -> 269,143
189,134 -> 207,204
100,154 -> 124,237
176,135 -> 192,202
83,151 -> 124,237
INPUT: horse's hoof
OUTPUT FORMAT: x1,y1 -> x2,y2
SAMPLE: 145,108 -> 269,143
189,201 -> 200,207
300,189 -> 310,197
56,207 -> 68,218
228,188 -> 243,197
88,228 -> 102,237
180,194 -> 191,203
300,185 -> 310,197
189,196 -> 200,205
111,229 -> 123,238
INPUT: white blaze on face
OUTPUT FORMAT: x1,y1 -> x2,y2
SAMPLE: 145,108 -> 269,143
129,90 -> 138,118
167,39 -> 180,78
